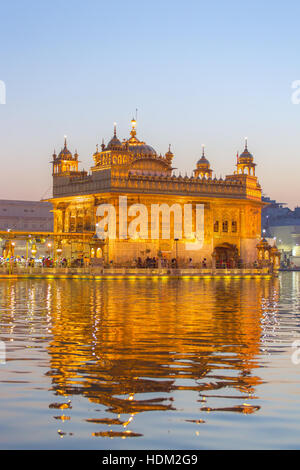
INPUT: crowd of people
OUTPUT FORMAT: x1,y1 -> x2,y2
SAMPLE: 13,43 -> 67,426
0,255 -> 254,271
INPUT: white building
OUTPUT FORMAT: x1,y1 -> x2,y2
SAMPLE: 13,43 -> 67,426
0,200 -> 54,259
0,200 -> 53,232
262,197 -> 300,267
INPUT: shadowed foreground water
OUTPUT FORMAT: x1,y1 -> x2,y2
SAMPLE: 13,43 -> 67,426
0,273 -> 299,449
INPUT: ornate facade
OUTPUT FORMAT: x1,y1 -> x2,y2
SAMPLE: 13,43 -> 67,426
48,120 -> 264,266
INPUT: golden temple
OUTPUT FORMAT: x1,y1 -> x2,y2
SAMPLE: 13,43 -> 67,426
48,119 -> 265,267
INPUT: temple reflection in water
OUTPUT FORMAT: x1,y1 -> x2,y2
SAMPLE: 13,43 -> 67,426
0,277 -> 282,438
45,280 -> 278,422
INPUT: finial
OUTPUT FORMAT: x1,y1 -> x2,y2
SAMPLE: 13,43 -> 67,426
168,144 -> 171,152
245,137 -> 248,150
64,135 -> 67,148
202,144 -> 205,157
130,117 -> 137,138
114,122 -> 117,137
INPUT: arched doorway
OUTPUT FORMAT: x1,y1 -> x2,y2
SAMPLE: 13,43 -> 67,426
213,243 -> 239,268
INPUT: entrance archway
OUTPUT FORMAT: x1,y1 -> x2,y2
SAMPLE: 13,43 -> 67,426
213,243 -> 239,268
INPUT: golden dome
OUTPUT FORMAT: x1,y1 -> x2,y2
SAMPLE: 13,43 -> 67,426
106,124 -> 122,150
58,138 -> 73,160
126,119 -> 157,157
197,146 -> 210,167
238,139 -> 254,162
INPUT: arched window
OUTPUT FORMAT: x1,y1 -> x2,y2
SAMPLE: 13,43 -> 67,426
214,221 -> 219,232
222,221 -> 228,232
232,221 -> 237,233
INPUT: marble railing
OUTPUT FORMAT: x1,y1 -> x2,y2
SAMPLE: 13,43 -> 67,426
0,266 -> 271,276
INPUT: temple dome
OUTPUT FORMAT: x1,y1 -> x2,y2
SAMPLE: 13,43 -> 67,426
58,138 -> 73,160
238,140 -> 253,162
106,135 -> 122,150
127,142 -> 157,157
239,148 -> 253,160
197,146 -> 210,167
197,155 -> 210,166
105,124 -> 123,150
126,118 -> 157,157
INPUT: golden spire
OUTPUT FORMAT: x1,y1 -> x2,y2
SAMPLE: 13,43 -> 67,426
130,117 -> 137,138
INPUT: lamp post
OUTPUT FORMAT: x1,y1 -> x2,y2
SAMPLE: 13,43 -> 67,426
174,238 -> 179,267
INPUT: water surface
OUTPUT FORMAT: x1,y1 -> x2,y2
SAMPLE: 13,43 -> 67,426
0,273 -> 299,449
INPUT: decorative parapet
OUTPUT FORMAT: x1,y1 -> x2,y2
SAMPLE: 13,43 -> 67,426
111,172 -> 261,200
52,168 -> 262,201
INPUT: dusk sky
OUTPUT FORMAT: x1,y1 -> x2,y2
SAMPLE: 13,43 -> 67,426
0,0 -> 300,207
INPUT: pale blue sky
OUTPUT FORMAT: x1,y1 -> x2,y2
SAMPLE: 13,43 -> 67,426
0,0 -> 300,207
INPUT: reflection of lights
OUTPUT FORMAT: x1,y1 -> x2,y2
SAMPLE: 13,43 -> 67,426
123,414 -> 134,428
57,429 -> 66,438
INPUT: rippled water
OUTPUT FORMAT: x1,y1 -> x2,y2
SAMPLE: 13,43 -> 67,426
0,273 -> 299,449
